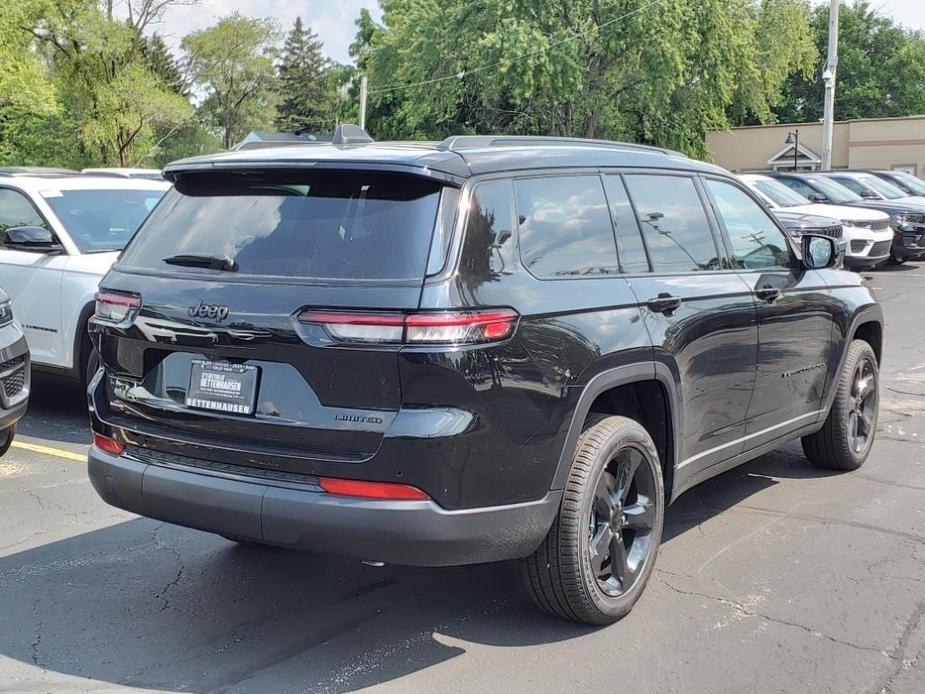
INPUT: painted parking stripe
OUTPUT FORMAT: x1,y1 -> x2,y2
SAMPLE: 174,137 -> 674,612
11,440 -> 87,463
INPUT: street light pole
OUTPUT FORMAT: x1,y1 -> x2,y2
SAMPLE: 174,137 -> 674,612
786,130 -> 800,172
821,0 -> 840,170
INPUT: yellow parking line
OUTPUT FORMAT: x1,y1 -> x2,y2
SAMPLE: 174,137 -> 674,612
11,440 -> 87,463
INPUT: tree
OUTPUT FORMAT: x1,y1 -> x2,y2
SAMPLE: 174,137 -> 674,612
275,17 -> 335,133
0,0 -> 60,163
353,0 -> 817,157
183,14 -> 280,149
25,0 -> 192,166
774,1 -> 925,123
142,33 -> 188,97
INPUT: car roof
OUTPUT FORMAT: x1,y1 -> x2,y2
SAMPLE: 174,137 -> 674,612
4,175 -> 171,193
163,133 -> 728,182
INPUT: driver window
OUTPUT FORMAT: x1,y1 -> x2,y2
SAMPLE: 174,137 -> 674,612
0,188 -> 47,250
704,179 -> 792,270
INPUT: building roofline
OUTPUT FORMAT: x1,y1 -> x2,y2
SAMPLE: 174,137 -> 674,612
713,114 -> 925,133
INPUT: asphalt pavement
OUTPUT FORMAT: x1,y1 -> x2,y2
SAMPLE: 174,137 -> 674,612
1,266 -> 924,694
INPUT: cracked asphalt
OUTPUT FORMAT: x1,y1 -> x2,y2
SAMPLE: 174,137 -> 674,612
1,266 -> 924,693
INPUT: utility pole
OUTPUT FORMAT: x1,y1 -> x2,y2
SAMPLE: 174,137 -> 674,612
359,73 -> 368,131
821,0 -> 840,171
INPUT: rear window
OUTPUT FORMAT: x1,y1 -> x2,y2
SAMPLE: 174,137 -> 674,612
118,171 -> 444,281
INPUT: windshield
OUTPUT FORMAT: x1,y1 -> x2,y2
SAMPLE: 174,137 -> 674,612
860,175 -> 907,199
889,172 -> 925,195
118,171 -> 444,282
752,179 -> 810,207
805,176 -> 862,203
42,189 -> 166,253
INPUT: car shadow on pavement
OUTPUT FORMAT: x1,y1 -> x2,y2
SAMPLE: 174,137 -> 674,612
0,444 -> 843,693
17,374 -> 91,445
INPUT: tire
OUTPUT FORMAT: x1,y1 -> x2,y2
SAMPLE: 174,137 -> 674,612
521,415 -> 664,625
889,253 -> 907,265
802,339 -> 879,471
0,426 -> 14,458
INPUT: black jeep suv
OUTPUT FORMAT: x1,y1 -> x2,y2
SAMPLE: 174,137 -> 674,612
88,127 -> 883,625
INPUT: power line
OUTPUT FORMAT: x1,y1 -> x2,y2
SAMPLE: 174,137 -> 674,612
367,0 -> 664,96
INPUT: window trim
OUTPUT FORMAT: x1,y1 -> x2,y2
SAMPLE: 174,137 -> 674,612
699,174 -> 799,272
0,185 -> 63,254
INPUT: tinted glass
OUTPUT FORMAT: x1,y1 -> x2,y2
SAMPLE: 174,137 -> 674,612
829,176 -> 873,197
461,180 -> 515,282
775,177 -> 819,200
624,175 -> 719,272
858,175 -> 906,199
0,189 -> 46,248
804,176 -> 862,203
889,171 -> 925,195
43,189 -> 164,253
514,175 -> 618,278
119,172 -> 442,281
603,176 -> 649,273
705,180 -> 792,270
751,178 -> 810,207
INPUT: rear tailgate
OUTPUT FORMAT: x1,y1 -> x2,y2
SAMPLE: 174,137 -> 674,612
92,168 -> 450,471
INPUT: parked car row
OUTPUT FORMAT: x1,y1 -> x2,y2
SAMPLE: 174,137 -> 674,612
748,169 -> 925,268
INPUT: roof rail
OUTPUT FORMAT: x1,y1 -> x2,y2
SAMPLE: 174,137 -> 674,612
332,124 -> 375,146
0,166 -> 80,177
435,135 -> 685,157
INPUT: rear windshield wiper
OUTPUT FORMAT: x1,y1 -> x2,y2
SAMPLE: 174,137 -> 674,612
163,254 -> 238,272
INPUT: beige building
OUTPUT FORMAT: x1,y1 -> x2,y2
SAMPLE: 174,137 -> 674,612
707,115 -> 925,175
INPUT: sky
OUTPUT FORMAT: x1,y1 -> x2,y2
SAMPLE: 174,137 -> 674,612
151,0 -> 923,65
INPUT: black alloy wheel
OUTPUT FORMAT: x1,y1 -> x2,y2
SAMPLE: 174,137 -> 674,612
588,446 -> 658,597
803,339 -> 879,470
522,415 -> 664,625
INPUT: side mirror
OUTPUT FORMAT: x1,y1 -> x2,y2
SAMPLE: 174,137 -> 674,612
808,192 -> 827,203
802,234 -> 837,270
4,226 -> 63,253
860,190 -> 879,199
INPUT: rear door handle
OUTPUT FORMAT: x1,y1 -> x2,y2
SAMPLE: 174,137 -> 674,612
646,293 -> 682,315
756,287 -> 782,303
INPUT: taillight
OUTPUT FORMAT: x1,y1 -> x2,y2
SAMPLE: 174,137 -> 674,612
319,477 -> 430,500
298,308 -> 519,346
93,432 -> 124,456
95,291 -> 141,324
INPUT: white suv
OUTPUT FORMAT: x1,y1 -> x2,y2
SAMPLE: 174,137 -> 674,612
739,174 -> 893,270
0,169 -> 168,383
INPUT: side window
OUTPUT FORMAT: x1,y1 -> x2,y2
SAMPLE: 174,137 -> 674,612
704,179 -> 792,270
623,175 -> 720,272
602,175 -> 649,273
514,175 -> 618,278
830,176 -> 867,196
778,177 -> 817,199
461,180 -> 515,283
0,188 -> 46,249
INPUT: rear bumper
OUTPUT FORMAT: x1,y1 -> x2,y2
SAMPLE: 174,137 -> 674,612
88,445 -> 561,567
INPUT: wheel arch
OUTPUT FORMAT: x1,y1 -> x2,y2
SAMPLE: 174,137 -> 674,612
73,300 -> 97,382
551,362 -> 681,503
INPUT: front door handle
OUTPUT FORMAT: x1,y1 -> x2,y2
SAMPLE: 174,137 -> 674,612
646,293 -> 682,315
756,286 -> 782,303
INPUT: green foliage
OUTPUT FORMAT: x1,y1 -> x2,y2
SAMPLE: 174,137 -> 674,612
355,0 -> 817,156
774,0 -> 925,123
275,17 -> 338,133
183,14 -> 280,149
142,33 -> 188,97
